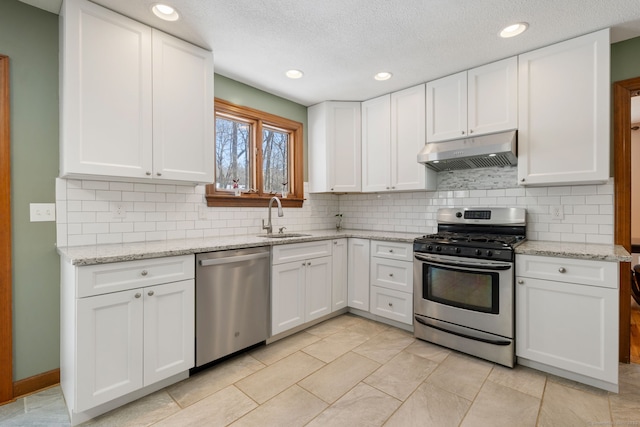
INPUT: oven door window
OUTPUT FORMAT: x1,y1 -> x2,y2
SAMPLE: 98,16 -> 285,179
423,264 -> 499,314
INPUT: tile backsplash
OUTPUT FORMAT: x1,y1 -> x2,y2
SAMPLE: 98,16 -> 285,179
56,166 -> 615,247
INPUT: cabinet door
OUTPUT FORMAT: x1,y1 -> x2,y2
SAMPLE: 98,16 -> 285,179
305,256 -> 332,322
309,102 -> 362,193
391,84 -> 435,191
152,30 -> 215,183
362,95 -> 391,192
272,262 -> 306,335
348,238 -> 370,310
76,289 -> 143,411
332,239 -> 348,311
426,71 -> 467,143
60,0 -> 153,179
517,29 -> 609,186
516,276 -> 618,384
143,280 -> 194,385
467,57 -> 518,136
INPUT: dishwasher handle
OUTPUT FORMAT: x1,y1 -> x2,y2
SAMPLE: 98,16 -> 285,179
198,251 -> 269,267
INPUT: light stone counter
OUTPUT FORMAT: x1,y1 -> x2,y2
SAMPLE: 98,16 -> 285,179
57,229 -> 423,266
515,240 -> 631,263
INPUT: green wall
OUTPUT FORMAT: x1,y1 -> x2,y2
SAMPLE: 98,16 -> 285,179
611,36 -> 640,83
0,0 -> 60,381
214,74 -> 309,180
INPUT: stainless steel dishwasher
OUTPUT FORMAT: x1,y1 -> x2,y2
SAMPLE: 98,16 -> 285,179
195,246 -> 270,366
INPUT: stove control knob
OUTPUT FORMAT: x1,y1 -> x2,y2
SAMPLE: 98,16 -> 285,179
487,250 -> 493,257
455,247 -> 461,254
427,245 -> 433,251
436,246 -> 442,252
456,212 -> 463,218
475,249 -> 481,256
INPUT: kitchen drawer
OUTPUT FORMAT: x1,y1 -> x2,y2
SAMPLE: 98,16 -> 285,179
516,254 -> 618,289
370,285 -> 412,325
371,240 -> 413,262
272,240 -> 332,265
370,257 -> 413,293
77,255 -> 195,298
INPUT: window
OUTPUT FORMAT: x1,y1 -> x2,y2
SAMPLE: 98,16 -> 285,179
205,99 -> 303,207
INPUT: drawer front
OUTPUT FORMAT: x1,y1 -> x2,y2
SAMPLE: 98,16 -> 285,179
370,285 -> 412,325
272,240 -> 332,265
370,258 -> 413,293
77,255 -> 195,297
371,240 -> 413,262
516,254 -> 618,289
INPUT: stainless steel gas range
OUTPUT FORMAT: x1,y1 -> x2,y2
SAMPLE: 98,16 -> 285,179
413,207 -> 526,367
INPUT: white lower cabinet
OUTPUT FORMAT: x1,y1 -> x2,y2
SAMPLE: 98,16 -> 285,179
332,239 -> 348,311
61,255 -> 195,425
515,254 -> 619,391
369,240 -> 413,325
348,238 -> 370,310
271,241 -> 332,336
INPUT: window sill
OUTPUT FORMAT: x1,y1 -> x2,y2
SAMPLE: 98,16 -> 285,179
205,189 -> 304,208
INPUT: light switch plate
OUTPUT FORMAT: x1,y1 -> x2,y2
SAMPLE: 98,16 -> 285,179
30,203 -> 56,222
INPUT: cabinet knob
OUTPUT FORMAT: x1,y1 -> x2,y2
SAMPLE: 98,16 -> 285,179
517,279 -> 524,285
334,241 -> 338,245
146,171 -> 152,176
141,270 -> 148,276
331,188 -> 334,191
156,172 -> 162,177
388,302 -> 393,307
469,129 -> 474,134
308,262 -> 311,266
520,178 -> 525,182
389,273 -> 394,277
389,249 -> 394,253
302,263 -> 306,266
135,293 -> 141,298
461,131 -> 465,135
558,267 -> 566,273
391,186 -> 395,190
148,290 -> 154,296
386,187 -> 390,190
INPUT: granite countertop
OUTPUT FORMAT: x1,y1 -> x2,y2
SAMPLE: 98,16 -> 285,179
515,240 -> 632,263
57,229 -> 422,266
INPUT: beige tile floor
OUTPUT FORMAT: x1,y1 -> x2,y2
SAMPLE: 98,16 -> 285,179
3,313 -> 640,426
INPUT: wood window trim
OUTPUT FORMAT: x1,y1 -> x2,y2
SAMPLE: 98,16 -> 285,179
1,54 -> 13,404
206,98 -> 304,208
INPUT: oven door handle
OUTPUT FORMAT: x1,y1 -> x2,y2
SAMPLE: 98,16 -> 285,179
414,253 -> 512,271
415,316 -> 511,346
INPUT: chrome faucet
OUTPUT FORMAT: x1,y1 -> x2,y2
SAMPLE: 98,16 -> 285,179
262,196 -> 283,234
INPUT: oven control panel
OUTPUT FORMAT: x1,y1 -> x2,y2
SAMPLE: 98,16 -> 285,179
413,242 -> 514,262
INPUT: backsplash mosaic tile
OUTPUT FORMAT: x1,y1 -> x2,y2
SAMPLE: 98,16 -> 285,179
55,170 -> 615,247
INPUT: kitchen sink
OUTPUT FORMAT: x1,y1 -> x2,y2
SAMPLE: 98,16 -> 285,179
259,233 -> 312,238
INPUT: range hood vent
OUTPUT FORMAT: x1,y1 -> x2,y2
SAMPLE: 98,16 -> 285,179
417,130 -> 517,172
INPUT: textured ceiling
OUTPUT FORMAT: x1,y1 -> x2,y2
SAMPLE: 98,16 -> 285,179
20,0 -> 640,107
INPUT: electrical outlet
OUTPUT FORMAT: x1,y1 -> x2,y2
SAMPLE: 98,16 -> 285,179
198,204 -> 207,220
550,205 -> 564,220
112,203 -> 127,219
30,203 -> 56,222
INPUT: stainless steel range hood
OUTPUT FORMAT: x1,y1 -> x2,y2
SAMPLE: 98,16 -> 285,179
417,130 -> 517,171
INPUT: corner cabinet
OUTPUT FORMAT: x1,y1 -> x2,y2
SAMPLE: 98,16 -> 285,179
517,29 -> 609,186
426,57 -> 518,142
60,255 -> 195,425
308,102 -> 362,193
515,254 -> 619,392
362,84 -> 437,192
60,0 -> 214,184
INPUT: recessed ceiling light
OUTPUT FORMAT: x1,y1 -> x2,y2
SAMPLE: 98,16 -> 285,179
285,69 -> 304,79
500,22 -> 528,38
374,72 -> 392,81
152,4 -> 179,21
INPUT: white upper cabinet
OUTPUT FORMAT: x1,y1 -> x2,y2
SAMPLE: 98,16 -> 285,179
152,30 -> 214,183
517,29 -> 609,186
308,102 -> 361,193
362,85 -> 436,192
60,0 -> 214,184
426,57 -> 517,143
